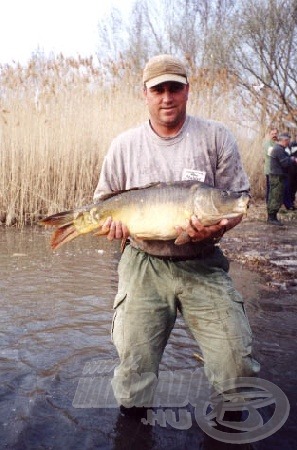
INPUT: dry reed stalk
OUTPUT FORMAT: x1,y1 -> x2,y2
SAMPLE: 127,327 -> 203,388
0,56 -> 145,225
0,56 -> 262,226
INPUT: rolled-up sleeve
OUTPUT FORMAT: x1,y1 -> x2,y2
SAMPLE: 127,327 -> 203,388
93,139 -> 126,201
214,126 -> 250,192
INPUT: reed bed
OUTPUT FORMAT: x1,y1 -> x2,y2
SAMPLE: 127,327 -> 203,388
0,55 -> 264,226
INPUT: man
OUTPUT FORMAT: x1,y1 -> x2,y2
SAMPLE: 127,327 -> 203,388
267,132 -> 297,225
286,138 -> 297,210
94,55 -> 260,415
263,127 -> 278,203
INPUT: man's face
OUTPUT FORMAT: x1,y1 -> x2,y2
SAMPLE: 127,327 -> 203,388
143,81 -> 189,131
282,138 -> 290,147
270,129 -> 278,141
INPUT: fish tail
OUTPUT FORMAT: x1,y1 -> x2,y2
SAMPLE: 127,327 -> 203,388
39,210 -> 78,250
50,224 -> 80,250
38,210 -> 74,227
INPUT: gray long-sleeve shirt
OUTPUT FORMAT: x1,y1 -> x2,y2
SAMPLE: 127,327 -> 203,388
269,143 -> 294,176
93,115 -> 249,258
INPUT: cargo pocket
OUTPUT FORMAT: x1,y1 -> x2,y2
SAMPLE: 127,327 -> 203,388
111,292 -> 127,345
241,302 -> 253,336
220,285 -> 253,338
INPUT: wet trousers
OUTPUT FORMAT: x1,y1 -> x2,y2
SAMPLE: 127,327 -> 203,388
287,168 -> 297,207
111,245 -> 260,407
267,174 -> 285,215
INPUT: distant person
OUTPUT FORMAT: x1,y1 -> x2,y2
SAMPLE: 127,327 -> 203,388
286,139 -> 297,210
263,127 -> 278,203
267,132 -> 297,225
283,165 -> 292,209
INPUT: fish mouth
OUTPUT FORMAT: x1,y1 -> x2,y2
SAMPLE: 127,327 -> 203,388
231,202 -> 249,214
222,191 -> 250,207
222,190 -> 251,198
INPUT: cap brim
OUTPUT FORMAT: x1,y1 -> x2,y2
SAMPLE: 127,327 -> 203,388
146,74 -> 187,88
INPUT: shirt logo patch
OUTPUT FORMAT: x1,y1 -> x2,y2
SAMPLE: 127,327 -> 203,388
182,169 -> 206,182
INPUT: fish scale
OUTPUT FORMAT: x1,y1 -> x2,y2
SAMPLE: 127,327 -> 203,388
39,181 -> 250,250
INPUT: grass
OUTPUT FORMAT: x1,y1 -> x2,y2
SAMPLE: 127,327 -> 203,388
0,55 -> 265,226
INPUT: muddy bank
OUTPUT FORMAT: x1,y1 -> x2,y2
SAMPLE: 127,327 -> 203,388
224,200 -> 297,290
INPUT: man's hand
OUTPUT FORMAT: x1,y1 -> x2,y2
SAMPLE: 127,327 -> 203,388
100,217 -> 130,241
175,215 -> 243,243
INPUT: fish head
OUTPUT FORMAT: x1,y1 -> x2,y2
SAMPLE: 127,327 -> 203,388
193,185 -> 250,225
73,207 -> 102,233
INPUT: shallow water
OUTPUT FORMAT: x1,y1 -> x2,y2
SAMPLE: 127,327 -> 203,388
0,228 -> 295,449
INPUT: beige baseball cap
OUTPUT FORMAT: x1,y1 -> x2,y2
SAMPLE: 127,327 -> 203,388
143,54 -> 188,88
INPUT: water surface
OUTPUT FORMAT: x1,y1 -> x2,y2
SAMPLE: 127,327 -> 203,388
0,228 -> 295,449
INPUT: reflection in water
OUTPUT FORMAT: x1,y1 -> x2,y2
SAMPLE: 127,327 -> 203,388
0,228 -> 295,449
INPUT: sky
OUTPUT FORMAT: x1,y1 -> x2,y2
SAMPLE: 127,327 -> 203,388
0,0 -> 133,65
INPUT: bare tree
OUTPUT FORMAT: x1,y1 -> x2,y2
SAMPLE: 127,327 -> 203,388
95,0 -> 238,77
95,0 -> 296,133
229,0 -> 297,131
97,7 -> 126,62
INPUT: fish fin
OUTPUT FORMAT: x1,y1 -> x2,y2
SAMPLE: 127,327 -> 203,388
98,182 -> 162,200
93,228 -> 106,236
121,238 -> 128,253
174,232 -> 191,245
132,235 -> 144,242
193,352 -> 205,363
50,225 -> 80,250
38,210 -> 74,227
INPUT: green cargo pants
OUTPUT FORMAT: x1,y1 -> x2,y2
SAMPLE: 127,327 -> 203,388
267,174 -> 285,214
111,244 -> 260,407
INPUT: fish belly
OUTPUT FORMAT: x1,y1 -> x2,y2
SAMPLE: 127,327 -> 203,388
111,202 -> 191,240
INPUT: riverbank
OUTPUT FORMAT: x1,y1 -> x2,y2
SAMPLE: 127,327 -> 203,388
223,199 -> 297,290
